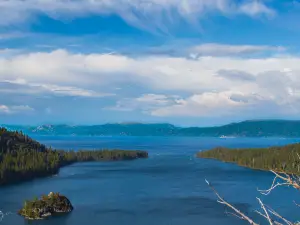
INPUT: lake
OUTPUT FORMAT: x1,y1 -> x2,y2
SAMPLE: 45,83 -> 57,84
1,136 -> 300,225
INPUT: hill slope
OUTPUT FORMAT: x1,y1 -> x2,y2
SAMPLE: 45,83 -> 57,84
0,128 -> 148,186
197,143 -> 300,174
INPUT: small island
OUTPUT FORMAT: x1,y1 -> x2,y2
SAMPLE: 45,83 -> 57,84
197,143 -> 300,174
18,192 -> 73,220
0,127 -> 148,186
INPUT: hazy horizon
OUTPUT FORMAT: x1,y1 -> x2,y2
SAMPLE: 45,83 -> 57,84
3,118 -> 300,128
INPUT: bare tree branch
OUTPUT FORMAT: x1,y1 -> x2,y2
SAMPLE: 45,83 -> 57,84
266,206 -> 293,225
206,168 -> 300,225
258,170 -> 300,196
225,211 -> 245,220
205,179 -> 259,225
293,201 -> 300,207
254,210 -> 283,225
257,198 -> 273,225
0,211 -> 14,222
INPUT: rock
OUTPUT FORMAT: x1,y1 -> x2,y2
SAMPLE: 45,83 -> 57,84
18,192 -> 73,220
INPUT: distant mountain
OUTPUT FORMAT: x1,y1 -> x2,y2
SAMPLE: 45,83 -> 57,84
2,120 -> 300,137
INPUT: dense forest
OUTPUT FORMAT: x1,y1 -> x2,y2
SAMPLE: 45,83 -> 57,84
4,120 -> 300,137
0,128 -> 148,186
197,143 -> 300,174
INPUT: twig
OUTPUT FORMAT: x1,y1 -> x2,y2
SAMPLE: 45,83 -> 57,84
205,179 -> 259,225
0,210 -> 14,222
257,198 -> 273,225
254,210 -> 283,225
266,206 -> 293,225
293,201 -> 300,207
258,170 -> 300,196
206,164 -> 300,225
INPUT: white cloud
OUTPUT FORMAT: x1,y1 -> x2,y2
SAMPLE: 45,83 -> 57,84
2,46 -> 300,118
149,91 -> 273,117
35,44 -> 57,49
0,104 -> 34,114
105,94 -> 178,112
239,1 -> 276,17
0,105 -> 10,114
36,84 -> 114,97
136,94 -> 174,105
217,69 -> 256,81
0,0 -> 275,32
111,88 -> 296,118
107,91 -> 261,117
190,43 -> 284,57
151,91 -> 246,116
0,47 -> 288,92
2,79 -> 114,98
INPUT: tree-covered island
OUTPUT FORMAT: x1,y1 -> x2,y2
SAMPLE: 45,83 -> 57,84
0,127 -> 148,186
197,143 -> 300,174
18,192 -> 73,220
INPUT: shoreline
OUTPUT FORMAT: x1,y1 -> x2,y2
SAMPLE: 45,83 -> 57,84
0,149 -> 148,187
198,156 -> 285,175
197,145 -> 300,175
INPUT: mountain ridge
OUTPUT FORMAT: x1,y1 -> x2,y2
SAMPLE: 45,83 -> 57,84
2,120 -> 300,137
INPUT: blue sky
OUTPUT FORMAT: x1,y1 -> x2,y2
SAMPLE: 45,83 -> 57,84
1,0 -> 300,126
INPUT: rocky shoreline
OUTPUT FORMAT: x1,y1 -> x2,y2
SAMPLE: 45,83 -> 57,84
18,192 -> 73,220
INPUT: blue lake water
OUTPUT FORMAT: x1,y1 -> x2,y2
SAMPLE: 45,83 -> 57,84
1,136 -> 300,225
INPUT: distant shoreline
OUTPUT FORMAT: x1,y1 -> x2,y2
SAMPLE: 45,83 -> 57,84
4,120 -> 300,137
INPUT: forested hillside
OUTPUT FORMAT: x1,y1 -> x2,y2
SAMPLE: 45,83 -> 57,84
0,128 -> 148,186
197,144 -> 300,174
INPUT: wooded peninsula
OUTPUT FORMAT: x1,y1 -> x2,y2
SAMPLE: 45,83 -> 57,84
0,128 -> 148,186
197,143 -> 300,174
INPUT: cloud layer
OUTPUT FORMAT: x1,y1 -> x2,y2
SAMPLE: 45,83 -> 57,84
0,104 -> 34,114
1,44 -> 300,119
0,0 -> 275,33
190,44 -> 284,57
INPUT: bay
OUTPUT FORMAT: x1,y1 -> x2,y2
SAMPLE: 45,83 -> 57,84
1,136 -> 300,225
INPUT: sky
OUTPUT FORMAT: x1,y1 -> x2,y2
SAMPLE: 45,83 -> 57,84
1,0 -> 300,126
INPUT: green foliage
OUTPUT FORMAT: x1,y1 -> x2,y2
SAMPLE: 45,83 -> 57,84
197,143 -> 300,174
18,192 -> 73,219
0,127 -> 148,185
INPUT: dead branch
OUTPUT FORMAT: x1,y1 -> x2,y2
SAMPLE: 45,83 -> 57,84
206,177 -> 299,225
0,211 -> 14,222
266,206 -> 293,225
293,201 -> 300,207
254,210 -> 283,225
258,170 -> 300,195
206,156 -> 300,225
257,198 -> 273,225
205,179 -> 259,225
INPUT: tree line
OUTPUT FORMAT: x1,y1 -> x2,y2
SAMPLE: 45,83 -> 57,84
0,128 -> 148,185
197,143 -> 300,174
198,143 -> 300,224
